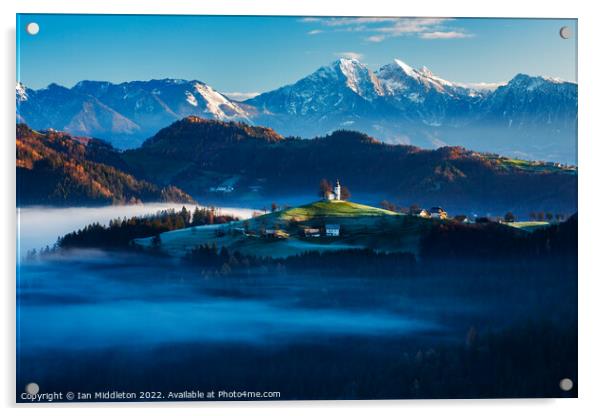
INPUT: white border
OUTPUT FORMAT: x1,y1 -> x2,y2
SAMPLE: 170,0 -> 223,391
2,1 -> 601,415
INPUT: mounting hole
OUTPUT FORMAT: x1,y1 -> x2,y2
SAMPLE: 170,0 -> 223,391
26,22 -> 40,36
559,378 -> 573,391
25,382 -> 39,395
559,26 -> 571,40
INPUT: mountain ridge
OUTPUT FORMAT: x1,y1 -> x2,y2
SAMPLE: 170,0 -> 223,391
16,124 -> 195,206
120,116 -> 577,216
17,58 -> 577,163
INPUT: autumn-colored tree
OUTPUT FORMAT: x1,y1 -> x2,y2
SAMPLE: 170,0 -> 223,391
318,179 -> 333,199
381,200 -> 396,211
340,186 -> 351,201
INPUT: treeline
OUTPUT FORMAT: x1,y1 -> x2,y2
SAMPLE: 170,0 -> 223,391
56,206 -> 237,249
184,245 -> 417,277
420,214 -> 577,262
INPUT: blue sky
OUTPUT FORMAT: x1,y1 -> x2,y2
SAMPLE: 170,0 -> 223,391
17,15 -> 577,96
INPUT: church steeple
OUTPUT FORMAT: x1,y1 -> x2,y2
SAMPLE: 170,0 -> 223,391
334,179 -> 341,201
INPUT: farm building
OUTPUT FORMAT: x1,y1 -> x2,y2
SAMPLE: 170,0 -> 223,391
410,207 -> 430,218
429,207 -> 448,219
303,228 -> 321,238
325,224 -> 340,237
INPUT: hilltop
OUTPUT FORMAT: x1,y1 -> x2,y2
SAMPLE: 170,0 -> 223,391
123,117 -> 577,216
135,200 -> 427,259
277,200 -> 397,221
134,198 -> 576,264
16,124 -> 195,206
16,117 -> 578,214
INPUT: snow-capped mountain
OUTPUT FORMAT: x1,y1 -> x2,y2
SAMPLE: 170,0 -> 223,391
248,58 -> 384,117
247,58 -> 576,162
17,79 -> 250,148
377,59 -> 478,98
16,58 -> 577,162
479,73 -> 577,129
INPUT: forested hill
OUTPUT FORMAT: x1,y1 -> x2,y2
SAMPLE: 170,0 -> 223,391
122,116 -> 577,215
16,124 -> 194,206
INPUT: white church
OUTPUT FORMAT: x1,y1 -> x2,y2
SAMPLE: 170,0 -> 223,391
326,179 -> 342,201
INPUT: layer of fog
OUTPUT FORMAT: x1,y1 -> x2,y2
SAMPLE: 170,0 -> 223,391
17,203 -> 257,256
18,252 -> 442,351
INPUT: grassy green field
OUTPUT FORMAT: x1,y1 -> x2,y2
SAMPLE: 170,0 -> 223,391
278,200 -> 397,221
505,221 -> 550,232
487,156 -> 577,174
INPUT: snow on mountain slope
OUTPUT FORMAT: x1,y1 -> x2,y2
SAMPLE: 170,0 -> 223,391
16,57 -> 577,162
191,82 -> 250,119
479,73 -> 577,128
16,82 -> 29,102
377,59 -> 480,98
247,58 -> 385,116
17,79 -> 250,148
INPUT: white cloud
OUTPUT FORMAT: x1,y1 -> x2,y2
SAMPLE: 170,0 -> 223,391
420,31 -> 474,40
366,35 -> 386,43
318,17 -> 403,27
459,82 -> 505,91
335,51 -> 364,61
300,17 -> 321,23
301,16 -> 473,42
222,92 -> 260,101
374,18 -> 450,34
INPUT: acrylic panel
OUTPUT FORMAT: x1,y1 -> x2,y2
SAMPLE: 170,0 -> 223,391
16,14 -> 577,402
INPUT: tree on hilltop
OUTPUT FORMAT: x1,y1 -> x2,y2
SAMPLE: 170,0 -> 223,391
318,179 -> 333,199
340,186 -> 351,201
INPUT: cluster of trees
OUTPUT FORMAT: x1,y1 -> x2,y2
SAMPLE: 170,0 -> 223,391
528,211 -> 568,222
476,211 -> 567,223
380,200 -> 426,214
420,214 -> 577,262
184,245 -> 417,277
56,206 -> 237,250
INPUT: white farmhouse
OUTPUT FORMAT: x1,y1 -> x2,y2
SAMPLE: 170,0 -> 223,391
325,224 -> 340,237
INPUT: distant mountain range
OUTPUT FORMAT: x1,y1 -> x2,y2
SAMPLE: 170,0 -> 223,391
16,124 -> 194,206
17,58 -> 577,163
120,116 -> 577,216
